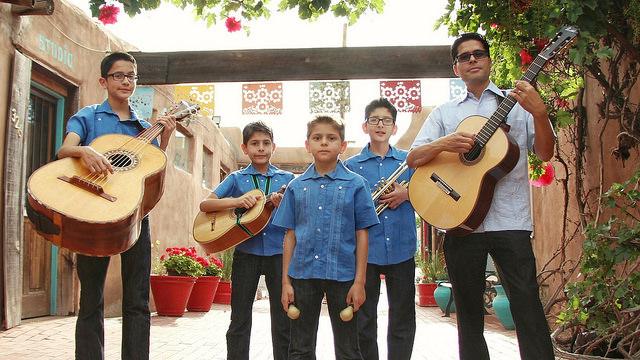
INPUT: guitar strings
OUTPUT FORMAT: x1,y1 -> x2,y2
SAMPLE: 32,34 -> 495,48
79,104 -> 194,186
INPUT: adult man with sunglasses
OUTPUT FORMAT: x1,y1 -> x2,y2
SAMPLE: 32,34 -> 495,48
407,33 -> 555,359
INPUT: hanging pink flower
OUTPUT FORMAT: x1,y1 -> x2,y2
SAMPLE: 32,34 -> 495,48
225,17 -> 242,32
98,3 -> 120,25
519,48 -> 534,66
529,162 -> 555,187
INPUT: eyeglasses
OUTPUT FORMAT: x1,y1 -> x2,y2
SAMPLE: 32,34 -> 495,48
455,50 -> 489,63
366,116 -> 395,126
107,72 -> 139,82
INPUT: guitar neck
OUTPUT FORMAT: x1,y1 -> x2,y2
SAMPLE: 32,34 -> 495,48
137,123 -> 165,144
476,56 -> 546,146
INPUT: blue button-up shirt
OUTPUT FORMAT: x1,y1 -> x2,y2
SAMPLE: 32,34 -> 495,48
66,100 -> 158,146
412,81 -> 552,232
345,145 -> 417,265
214,163 -> 294,256
272,161 -> 379,281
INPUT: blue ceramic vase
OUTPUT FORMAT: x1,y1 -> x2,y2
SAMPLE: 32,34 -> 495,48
433,282 -> 455,313
492,285 -> 515,330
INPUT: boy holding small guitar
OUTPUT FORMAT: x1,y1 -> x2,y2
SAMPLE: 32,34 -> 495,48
407,32 -> 557,360
56,52 -> 176,360
199,121 -> 294,360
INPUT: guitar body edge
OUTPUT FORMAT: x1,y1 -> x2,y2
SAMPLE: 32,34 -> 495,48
445,135 -> 519,236
26,134 -> 168,256
196,208 -> 273,254
27,194 -> 142,256
409,115 -> 520,235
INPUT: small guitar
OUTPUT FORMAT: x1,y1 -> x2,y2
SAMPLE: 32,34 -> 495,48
27,101 -> 199,256
193,187 -> 286,254
409,26 -> 578,235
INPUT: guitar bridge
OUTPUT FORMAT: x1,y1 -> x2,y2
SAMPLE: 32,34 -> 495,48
58,175 -> 117,202
430,173 -> 461,201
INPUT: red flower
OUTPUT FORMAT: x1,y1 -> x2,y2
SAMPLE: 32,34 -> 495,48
529,162 -> 555,187
533,38 -> 548,52
490,23 -> 499,30
98,3 -> 120,25
555,98 -> 570,109
225,17 -> 242,32
519,48 -> 534,67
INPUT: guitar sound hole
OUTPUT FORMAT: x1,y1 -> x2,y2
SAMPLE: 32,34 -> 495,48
105,150 -> 139,171
461,144 -> 484,164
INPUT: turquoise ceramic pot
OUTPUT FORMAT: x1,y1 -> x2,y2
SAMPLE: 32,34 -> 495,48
433,282 -> 455,313
492,285 -> 515,330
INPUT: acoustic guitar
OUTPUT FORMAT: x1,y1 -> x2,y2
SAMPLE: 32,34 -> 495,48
27,101 -> 199,256
409,26 -> 578,236
193,187 -> 285,254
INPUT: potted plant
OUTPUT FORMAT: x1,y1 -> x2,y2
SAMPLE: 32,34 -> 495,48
213,248 -> 234,305
151,246 -> 204,316
416,250 -> 448,307
187,253 -> 223,312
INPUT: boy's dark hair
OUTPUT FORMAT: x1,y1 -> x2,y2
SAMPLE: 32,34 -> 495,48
306,116 -> 345,141
242,121 -> 274,144
364,98 -> 397,122
100,52 -> 137,78
451,33 -> 491,63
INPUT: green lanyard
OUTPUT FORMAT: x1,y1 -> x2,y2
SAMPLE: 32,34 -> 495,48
234,174 -> 272,238
251,174 -> 271,194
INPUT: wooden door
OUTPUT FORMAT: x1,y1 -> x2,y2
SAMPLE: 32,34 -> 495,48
21,88 -> 58,318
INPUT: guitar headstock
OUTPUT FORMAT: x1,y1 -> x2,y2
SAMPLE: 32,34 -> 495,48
538,26 -> 579,61
166,100 -> 200,126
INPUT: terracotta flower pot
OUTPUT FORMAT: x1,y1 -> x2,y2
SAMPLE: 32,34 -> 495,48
416,282 -> 438,307
213,280 -> 232,305
150,275 -> 196,317
187,276 -> 221,312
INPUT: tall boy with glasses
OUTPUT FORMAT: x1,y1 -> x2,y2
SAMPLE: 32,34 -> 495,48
345,98 -> 417,360
57,52 -> 176,360
407,32 -> 555,360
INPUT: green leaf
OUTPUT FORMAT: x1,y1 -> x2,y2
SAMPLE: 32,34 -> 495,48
556,110 -> 575,127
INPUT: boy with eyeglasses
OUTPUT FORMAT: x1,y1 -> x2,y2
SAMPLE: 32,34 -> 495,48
407,32 -> 555,360
344,98 -> 417,360
57,51 -> 176,360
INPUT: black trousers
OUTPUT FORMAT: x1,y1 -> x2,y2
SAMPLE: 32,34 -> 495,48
357,258 -> 416,360
444,230 -> 554,360
75,217 -> 151,360
226,251 -> 290,360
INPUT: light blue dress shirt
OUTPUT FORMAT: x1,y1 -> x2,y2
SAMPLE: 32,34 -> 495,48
272,161 -> 379,281
412,81 -> 550,232
66,100 -> 158,147
214,163 -> 294,256
345,145 -> 417,265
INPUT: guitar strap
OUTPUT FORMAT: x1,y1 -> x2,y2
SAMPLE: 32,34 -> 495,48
233,175 -> 271,238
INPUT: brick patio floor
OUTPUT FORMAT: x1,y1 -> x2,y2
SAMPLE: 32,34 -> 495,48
0,287 -> 521,359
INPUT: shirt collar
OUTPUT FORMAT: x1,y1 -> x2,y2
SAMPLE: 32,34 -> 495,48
240,163 -> 278,177
298,161 -> 352,181
97,100 -> 145,124
455,81 -> 503,104
355,143 -> 403,162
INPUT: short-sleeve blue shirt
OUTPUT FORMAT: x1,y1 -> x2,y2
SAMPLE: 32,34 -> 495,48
272,161 -> 379,281
213,163 -> 295,256
66,100 -> 158,146
345,145 -> 417,265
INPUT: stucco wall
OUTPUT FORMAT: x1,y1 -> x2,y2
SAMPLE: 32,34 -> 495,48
531,74 -> 639,304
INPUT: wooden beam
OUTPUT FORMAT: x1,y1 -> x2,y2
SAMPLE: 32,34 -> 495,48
131,46 -> 454,85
